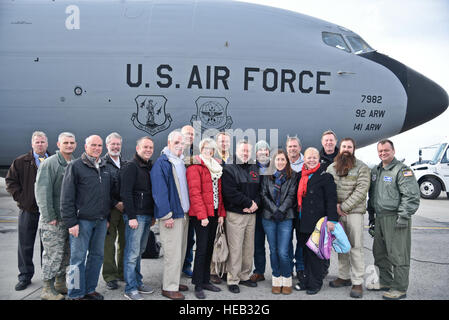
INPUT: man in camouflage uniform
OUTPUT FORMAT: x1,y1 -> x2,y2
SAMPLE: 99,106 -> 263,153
367,139 -> 420,300
35,132 -> 77,300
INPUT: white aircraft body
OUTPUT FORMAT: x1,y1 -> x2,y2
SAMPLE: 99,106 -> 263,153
0,0 -> 447,174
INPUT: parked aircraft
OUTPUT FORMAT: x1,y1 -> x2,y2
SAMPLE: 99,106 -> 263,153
0,0 -> 447,176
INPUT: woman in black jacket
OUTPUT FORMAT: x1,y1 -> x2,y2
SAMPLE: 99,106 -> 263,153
295,147 -> 338,295
260,150 -> 298,295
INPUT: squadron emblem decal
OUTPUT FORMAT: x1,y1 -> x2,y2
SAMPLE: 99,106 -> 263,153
190,97 -> 233,131
131,95 -> 172,135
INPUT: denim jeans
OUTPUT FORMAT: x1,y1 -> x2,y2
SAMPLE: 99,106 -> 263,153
183,217 -> 195,272
290,216 -> 305,272
262,218 -> 293,278
67,219 -> 107,299
123,214 -> 152,294
253,213 -> 266,275
295,245 -> 305,271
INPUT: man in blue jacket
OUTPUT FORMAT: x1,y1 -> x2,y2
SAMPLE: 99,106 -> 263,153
151,130 -> 190,300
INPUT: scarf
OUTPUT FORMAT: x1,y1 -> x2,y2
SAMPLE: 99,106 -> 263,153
199,154 -> 223,181
257,160 -> 270,175
85,153 -> 101,171
297,163 -> 321,210
162,147 -> 190,213
273,170 -> 287,207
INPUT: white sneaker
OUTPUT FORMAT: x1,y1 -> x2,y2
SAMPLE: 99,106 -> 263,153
366,281 -> 389,291
383,289 -> 407,300
124,291 -> 144,300
138,284 -> 154,294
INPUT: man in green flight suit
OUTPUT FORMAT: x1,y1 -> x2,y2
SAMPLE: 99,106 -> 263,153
367,139 -> 420,300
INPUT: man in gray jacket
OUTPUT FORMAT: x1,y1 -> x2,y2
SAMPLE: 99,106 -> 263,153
326,138 -> 370,298
35,132 -> 77,300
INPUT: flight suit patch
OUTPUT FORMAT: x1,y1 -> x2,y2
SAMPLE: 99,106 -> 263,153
402,170 -> 413,177
383,176 -> 393,182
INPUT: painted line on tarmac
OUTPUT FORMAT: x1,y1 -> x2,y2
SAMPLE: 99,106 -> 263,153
364,226 -> 449,230
412,226 -> 449,230
20,286 -> 42,301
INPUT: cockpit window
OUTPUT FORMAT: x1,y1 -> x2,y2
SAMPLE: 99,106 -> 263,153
322,32 -> 351,53
345,35 -> 373,54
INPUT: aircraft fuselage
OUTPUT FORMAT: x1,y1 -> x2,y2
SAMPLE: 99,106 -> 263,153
0,0 -> 447,174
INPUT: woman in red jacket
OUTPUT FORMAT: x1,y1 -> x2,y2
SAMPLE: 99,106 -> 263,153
186,138 -> 226,299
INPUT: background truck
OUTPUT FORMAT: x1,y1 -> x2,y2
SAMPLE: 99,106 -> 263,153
411,142 -> 449,199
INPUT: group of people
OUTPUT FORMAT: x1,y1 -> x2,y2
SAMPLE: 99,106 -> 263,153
5,126 -> 420,301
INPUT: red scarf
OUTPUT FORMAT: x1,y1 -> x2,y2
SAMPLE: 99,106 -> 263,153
297,163 -> 321,210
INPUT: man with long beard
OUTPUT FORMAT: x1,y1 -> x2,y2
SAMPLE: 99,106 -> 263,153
326,138 -> 371,298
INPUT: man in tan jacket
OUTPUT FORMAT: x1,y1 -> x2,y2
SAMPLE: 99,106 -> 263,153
326,138 -> 370,298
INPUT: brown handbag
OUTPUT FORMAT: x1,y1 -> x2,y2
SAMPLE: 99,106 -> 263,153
211,223 -> 229,277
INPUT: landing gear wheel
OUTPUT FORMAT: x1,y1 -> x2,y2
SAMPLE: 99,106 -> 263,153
419,178 -> 441,199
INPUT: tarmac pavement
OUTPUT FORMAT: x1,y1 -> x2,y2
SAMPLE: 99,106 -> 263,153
1,177 -> 448,301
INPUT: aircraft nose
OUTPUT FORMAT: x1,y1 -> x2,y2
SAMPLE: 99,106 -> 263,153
359,51 -> 448,133
400,66 -> 449,132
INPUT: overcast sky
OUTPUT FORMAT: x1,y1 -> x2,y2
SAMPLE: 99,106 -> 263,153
241,0 -> 449,166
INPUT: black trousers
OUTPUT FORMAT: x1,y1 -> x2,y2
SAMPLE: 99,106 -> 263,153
299,232 -> 327,291
183,217 -> 196,270
192,215 -> 218,287
18,210 -> 42,281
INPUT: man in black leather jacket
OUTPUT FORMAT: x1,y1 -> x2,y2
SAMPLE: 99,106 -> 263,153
120,136 -> 155,300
